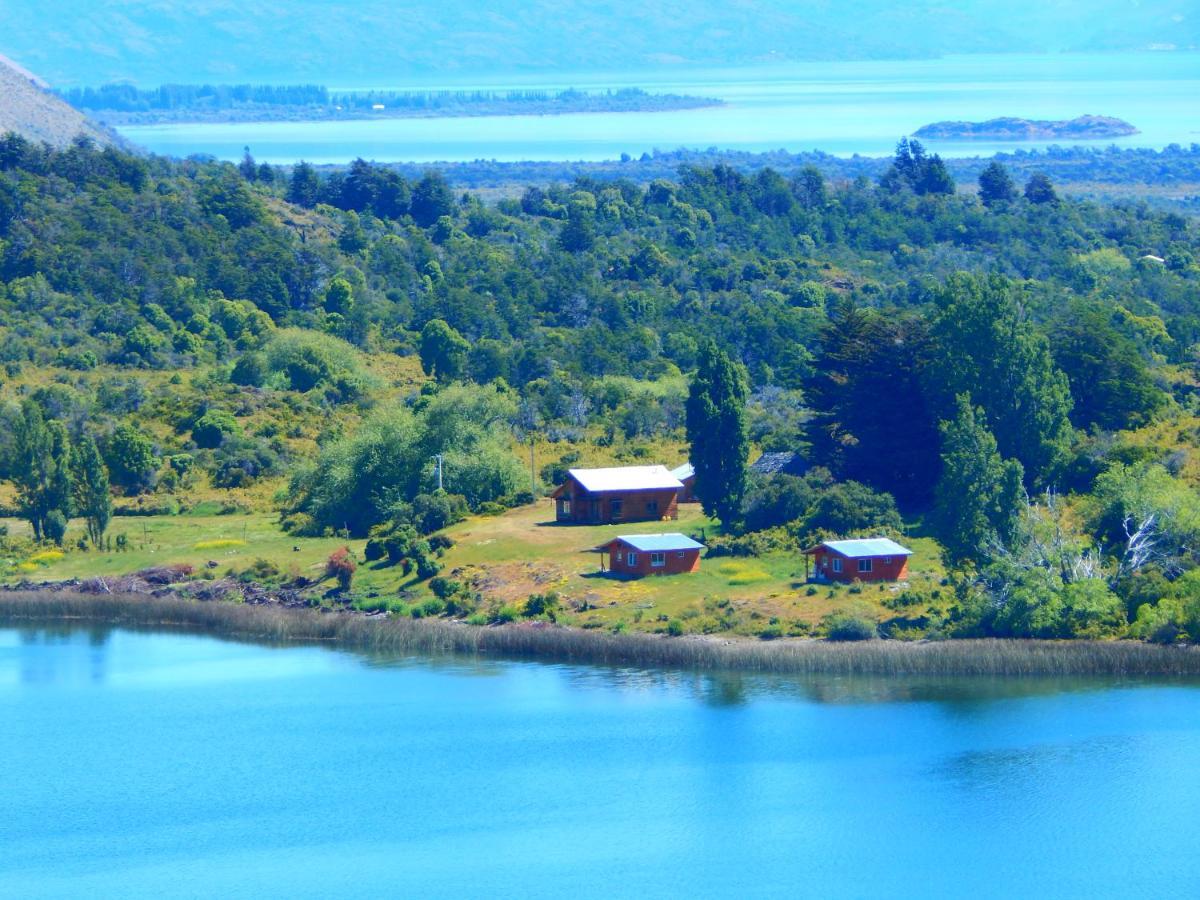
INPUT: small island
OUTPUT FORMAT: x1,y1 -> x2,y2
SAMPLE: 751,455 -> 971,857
914,114 -> 1138,141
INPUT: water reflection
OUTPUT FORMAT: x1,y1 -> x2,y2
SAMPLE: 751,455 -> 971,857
7,622 -> 1198,708
13,625 -> 115,685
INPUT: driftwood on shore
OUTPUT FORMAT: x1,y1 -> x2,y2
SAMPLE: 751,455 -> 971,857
3,588 -> 1200,678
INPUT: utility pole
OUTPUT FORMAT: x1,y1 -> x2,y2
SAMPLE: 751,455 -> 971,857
432,454 -> 444,492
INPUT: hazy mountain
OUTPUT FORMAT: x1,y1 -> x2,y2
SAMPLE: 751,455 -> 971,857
0,53 -> 121,147
1,0 -> 1195,87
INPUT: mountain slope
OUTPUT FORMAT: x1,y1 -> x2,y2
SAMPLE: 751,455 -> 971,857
0,0 -> 1196,86
0,53 -> 120,147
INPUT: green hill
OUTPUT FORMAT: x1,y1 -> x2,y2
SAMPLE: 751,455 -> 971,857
0,53 -> 121,148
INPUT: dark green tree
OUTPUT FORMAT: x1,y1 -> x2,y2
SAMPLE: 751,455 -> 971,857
419,319 -> 471,382
104,423 -> 157,494
73,433 -> 112,547
807,306 -> 941,506
978,161 -> 1018,206
287,161 -> 321,208
930,274 -> 1073,484
1051,302 -> 1166,431
686,341 -> 750,524
11,401 -> 55,540
410,171 -> 454,227
238,146 -> 258,181
1024,173 -> 1058,204
932,396 -> 1025,566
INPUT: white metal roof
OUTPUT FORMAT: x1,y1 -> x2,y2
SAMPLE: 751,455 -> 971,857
671,462 -> 695,481
568,465 -> 683,493
602,533 -> 705,552
808,538 -> 913,558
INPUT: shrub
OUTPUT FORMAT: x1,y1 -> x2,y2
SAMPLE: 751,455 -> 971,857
666,618 -> 685,636
489,604 -> 519,624
325,547 -> 356,591
523,591 -> 560,619
429,576 -> 463,599
44,510 -> 68,545
191,409 -> 239,449
824,613 -> 878,641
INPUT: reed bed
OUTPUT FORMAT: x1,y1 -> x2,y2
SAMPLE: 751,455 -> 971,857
3,590 -> 1200,677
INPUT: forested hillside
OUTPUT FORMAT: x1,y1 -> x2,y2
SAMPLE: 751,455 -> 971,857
3,132 -> 1200,640
3,0 -> 1196,84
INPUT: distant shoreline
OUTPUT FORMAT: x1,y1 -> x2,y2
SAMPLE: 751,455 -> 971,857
3,589 -> 1200,677
74,93 -> 724,127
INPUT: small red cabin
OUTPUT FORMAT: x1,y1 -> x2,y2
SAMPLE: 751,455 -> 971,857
552,466 -> 682,524
804,538 -> 912,583
671,462 -> 697,503
597,533 -> 704,578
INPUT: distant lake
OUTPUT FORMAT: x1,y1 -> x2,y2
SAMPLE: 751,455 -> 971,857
118,52 -> 1200,164
4,626 -> 1200,898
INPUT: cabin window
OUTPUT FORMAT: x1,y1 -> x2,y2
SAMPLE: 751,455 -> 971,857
832,557 -> 843,574
561,499 -> 571,515
647,500 -> 658,515
883,556 -> 892,564
858,558 -> 873,573
650,552 -> 666,567
611,499 -> 624,519
626,552 -> 637,566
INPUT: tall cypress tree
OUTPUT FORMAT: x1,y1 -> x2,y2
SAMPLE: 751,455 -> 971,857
686,341 -> 749,525
74,433 -> 112,547
933,395 -> 1025,566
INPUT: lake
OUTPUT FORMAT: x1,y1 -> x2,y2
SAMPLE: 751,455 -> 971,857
117,52 -> 1200,164
3,627 -> 1200,898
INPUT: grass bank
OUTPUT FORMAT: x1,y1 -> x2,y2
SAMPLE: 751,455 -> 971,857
3,590 -> 1200,678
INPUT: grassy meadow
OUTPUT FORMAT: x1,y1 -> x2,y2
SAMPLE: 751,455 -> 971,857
0,498 -> 949,640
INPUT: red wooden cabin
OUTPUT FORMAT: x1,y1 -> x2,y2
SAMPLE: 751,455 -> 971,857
671,462 -> 697,503
552,466 -> 682,524
804,538 -> 912,583
597,533 -> 704,578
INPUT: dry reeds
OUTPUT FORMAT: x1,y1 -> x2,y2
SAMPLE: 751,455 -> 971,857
3,590 -> 1200,677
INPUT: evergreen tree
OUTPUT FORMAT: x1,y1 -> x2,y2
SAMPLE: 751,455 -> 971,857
1024,173 -> 1058,204
808,305 -> 941,506
73,433 -> 112,547
287,161 -> 321,208
410,172 -> 454,227
1050,302 -> 1166,431
238,146 -> 258,182
978,161 -> 1018,206
686,340 -> 750,524
933,396 -> 1025,565
930,274 -> 1073,484
11,400 -> 54,540
419,319 -> 470,382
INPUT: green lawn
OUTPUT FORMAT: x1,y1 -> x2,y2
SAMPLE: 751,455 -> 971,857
0,501 -> 950,638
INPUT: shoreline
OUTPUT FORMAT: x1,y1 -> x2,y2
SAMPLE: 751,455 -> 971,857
3,589 -> 1200,678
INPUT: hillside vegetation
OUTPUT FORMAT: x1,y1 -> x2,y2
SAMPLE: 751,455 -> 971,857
2,0 -> 1196,84
0,54 -> 120,149
1,133 -> 1199,643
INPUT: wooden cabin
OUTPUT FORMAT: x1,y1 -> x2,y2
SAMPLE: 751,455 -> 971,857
597,533 -> 704,578
552,466 -> 682,524
671,462 -> 697,503
804,538 -> 913,583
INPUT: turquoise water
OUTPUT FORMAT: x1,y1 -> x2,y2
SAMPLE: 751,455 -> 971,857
117,52 -> 1200,164
3,627 -> 1200,898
